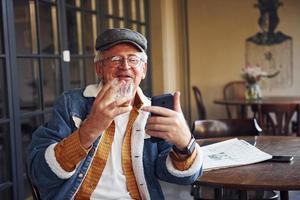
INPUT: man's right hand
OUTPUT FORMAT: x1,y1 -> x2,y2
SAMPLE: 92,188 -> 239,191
79,79 -> 132,148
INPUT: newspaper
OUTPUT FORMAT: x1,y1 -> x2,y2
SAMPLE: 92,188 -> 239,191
202,138 -> 272,171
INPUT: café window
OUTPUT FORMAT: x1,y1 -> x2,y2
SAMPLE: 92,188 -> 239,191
1,0 -> 150,199
66,0 -> 98,89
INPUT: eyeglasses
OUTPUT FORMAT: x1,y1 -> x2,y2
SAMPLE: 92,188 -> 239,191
100,54 -> 146,69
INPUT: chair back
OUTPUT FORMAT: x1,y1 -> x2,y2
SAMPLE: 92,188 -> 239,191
256,104 -> 297,135
192,86 -> 207,120
223,81 -> 246,119
192,118 -> 261,139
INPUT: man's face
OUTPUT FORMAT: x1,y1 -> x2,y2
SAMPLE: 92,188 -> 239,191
95,43 -> 147,94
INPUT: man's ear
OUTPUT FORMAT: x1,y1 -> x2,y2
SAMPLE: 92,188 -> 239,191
95,62 -> 103,78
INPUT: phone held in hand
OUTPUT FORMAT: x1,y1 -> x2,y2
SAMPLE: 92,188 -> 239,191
150,93 -> 174,142
269,155 -> 294,162
151,93 -> 174,116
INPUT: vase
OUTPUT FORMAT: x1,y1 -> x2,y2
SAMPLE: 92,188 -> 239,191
245,83 -> 261,100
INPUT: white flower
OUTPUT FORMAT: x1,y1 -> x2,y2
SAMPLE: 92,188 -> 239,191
241,66 -> 279,84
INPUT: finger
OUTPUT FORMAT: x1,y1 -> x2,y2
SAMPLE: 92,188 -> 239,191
111,105 -> 133,116
111,95 -> 132,107
145,130 -> 176,143
173,91 -> 182,113
146,123 -> 175,133
145,130 -> 167,138
100,100 -> 132,119
142,106 -> 175,117
147,116 -> 174,125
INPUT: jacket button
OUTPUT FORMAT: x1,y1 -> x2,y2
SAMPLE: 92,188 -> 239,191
90,148 -> 95,154
78,173 -> 83,178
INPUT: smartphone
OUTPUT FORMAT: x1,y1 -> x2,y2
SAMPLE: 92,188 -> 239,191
151,93 -> 174,116
150,93 -> 174,142
269,155 -> 294,162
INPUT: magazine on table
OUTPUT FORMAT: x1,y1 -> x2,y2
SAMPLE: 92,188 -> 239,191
202,138 -> 272,171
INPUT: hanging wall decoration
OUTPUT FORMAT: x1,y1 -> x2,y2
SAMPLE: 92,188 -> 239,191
245,0 -> 292,90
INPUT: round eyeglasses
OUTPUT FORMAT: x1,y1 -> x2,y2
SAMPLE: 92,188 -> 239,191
100,54 -> 146,69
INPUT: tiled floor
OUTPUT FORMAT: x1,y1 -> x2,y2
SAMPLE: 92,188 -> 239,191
160,181 -> 300,200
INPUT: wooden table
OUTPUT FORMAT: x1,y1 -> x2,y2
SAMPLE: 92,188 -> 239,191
195,136 -> 300,200
214,97 -> 300,136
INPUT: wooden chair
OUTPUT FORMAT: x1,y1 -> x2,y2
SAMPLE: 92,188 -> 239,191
192,118 -> 261,139
191,119 -> 278,200
192,86 -> 207,120
223,81 -> 246,119
255,104 -> 298,135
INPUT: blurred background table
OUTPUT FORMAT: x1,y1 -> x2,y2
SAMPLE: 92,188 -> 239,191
214,97 -> 300,136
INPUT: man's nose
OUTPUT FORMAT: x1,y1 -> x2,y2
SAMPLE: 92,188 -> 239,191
119,58 -> 131,70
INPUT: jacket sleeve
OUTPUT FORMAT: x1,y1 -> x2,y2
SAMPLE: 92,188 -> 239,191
155,141 -> 204,185
26,92 -> 81,190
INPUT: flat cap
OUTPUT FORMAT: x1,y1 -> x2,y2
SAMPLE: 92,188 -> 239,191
95,28 -> 147,52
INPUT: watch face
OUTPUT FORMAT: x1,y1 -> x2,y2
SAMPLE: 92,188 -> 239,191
187,139 -> 196,155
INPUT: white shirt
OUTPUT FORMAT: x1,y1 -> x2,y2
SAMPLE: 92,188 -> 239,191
91,111 -> 133,200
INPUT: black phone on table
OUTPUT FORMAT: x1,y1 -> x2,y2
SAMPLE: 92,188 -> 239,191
150,93 -> 174,142
269,155 -> 294,162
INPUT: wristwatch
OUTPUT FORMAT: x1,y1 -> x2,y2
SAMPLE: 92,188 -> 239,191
173,135 -> 196,155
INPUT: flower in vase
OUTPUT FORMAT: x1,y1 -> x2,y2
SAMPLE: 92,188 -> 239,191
241,66 -> 280,100
241,66 -> 280,84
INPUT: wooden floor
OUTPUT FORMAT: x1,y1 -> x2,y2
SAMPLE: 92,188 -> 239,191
160,181 -> 300,200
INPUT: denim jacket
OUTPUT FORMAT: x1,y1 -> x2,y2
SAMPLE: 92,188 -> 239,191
27,84 -> 203,200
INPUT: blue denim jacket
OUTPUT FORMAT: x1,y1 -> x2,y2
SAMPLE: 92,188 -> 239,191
27,84 -> 203,200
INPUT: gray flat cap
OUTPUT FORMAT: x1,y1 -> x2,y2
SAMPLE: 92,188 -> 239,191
95,28 -> 147,52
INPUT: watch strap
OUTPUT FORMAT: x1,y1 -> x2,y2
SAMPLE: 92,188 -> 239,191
173,135 -> 196,155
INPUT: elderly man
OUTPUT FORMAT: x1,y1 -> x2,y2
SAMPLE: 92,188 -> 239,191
27,28 -> 203,200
